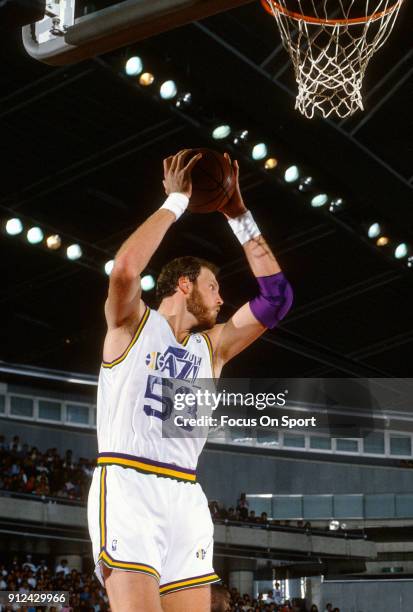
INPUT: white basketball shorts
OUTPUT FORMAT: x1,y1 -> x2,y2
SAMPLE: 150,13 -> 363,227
87,455 -> 220,596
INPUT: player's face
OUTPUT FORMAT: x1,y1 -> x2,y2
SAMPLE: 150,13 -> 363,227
187,267 -> 223,329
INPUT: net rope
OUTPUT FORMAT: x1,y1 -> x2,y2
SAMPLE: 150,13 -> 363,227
264,0 -> 403,118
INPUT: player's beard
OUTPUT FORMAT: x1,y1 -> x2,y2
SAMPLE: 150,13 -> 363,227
187,285 -> 216,330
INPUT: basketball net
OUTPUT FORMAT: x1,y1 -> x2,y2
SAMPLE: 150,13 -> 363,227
262,0 -> 404,118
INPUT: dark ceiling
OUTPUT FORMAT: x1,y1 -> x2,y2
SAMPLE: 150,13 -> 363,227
0,1 -> 412,379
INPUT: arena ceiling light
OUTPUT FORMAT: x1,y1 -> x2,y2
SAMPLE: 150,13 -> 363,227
104,260 -> 114,275
252,143 -> 268,160
125,56 -> 143,76
310,193 -> 329,208
27,227 -> 44,244
284,165 -> 300,183
66,244 -> 82,261
46,234 -> 62,250
141,274 -> 155,291
394,243 -> 408,259
329,520 -> 340,531
329,198 -> 344,213
139,72 -> 155,87
233,130 -> 248,146
264,158 -> 278,170
367,222 -> 381,239
212,125 -> 231,140
160,80 -> 178,100
298,176 -> 314,193
407,256 -> 413,269
376,236 -> 389,247
5,218 -> 23,236
175,92 -> 192,108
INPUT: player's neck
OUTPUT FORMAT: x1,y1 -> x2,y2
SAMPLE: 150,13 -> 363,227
158,298 -> 196,342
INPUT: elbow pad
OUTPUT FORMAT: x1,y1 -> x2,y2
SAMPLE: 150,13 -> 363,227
249,272 -> 293,329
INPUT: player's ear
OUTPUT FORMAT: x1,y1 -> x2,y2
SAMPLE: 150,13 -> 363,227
177,275 -> 191,295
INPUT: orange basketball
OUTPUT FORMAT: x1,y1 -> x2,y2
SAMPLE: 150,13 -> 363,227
188,148 -> 235,214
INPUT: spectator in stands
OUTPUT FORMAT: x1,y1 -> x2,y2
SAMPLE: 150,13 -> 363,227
211,584 -> 231,612
310,606 -> 319,612
55,559 -> 70,576
324,604 -> 333,612
237,492 -> 249,520
248,510 -> 256,523
332,608 -> 340,612
22,555 -> 36,573
258,511 -> 268,524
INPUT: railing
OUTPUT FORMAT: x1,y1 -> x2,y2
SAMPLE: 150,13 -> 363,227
247,493 -> 413,520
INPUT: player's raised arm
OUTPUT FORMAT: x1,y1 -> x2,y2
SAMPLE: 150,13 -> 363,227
104,149 -> 202,330
207,155 -> 293,368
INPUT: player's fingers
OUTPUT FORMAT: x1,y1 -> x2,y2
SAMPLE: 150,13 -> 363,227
233,159 -> 240,180
170,150 -> 187,172
184,152 -> 202,172
224,152 -> 232,165
176,149 -> 193,169
163,156 -> 173,175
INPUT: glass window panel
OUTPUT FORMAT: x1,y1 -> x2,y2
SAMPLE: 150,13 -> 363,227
310,436 -> 331,450
336,439 -> 359,452
334,495 -> 364,519
395,495 -> 413,519
10,396 -> 33,418
390,436 -> 412,456
39,400 -> 61,422
67,403 -> 89,425
365,494 -> 395,519
283,434 -> 305,448
303,495 -> 333,519
363,432 -> 385,454
257,429 -> 279,445
273,496 -> 302,519
0,395 -> 5,414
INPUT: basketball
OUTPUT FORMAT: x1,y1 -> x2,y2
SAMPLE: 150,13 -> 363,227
188,148 -> 236,214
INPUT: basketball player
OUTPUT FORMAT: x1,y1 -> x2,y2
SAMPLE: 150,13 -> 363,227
87,149 -> 293,612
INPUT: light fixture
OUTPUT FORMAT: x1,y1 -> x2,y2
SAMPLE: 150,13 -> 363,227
139,72 -> 155,86
252,143 -> 268,160
367,223 -> 381,239
66,244 -> 82,261
407,256 -> 413,268
104,260 -> 114,275
264,158 -> 278,170
46,234 -> 61,250
27,227 -> 44,244
160,80 -> 177,100
175,92 -> 192,108
141,275 -> 155,291
298,176 -> 314,192
125,56 -> 143,77
329,520 -> 340,531
212,125 -> 231,140
376,236 -> 389,247
5,218 -> 23,236
284,165 -> 300,183
329,198 -> 344,212
394,243 -> 408,259
311,193 -> 328,208
233,130 -> 248,145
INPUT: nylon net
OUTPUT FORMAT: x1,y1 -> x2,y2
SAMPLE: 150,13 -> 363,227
263,0 -> 404,118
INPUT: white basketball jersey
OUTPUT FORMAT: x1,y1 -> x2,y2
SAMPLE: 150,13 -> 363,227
96,307 -> 215,470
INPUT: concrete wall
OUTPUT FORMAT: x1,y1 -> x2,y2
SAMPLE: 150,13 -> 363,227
320,579 -> 413,612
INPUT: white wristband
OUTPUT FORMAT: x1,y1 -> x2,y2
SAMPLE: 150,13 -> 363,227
227,210 -> 261,245
160,192 -> 189,220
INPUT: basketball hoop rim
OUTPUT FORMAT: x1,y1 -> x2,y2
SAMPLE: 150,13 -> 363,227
261,0 -> 403,26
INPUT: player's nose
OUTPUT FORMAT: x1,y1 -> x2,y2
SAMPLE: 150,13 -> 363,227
217,294 -> 224,306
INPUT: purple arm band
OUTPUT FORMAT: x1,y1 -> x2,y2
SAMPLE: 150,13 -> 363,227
249,272 -> 293,329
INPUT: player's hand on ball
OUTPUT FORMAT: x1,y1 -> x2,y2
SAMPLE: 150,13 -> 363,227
163,149 -> 202,198
219,154 -> 248,218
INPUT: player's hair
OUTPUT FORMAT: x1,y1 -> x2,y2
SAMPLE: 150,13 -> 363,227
156,256 -> 219,302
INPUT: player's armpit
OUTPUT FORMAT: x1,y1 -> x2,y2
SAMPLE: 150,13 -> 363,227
207,303 -> 267,367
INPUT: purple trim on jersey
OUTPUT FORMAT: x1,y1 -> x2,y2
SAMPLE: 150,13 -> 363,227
249,272 -> 293,329
97,452 -> 196,475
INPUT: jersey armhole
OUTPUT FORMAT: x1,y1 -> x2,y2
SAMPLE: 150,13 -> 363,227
200,332 -> 215,379
102,306 -> 150,369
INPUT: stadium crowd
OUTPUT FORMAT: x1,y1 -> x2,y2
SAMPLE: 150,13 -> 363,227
0,556 -> 336,611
